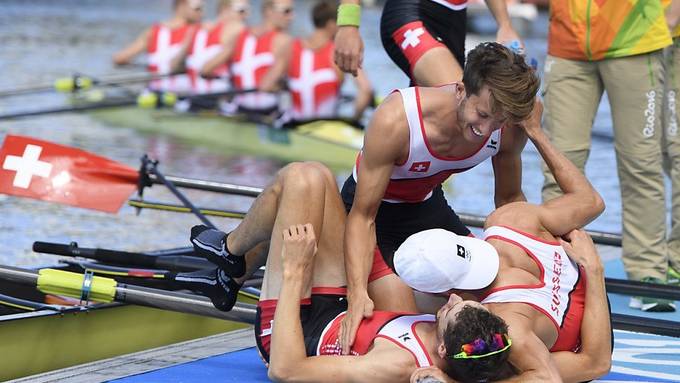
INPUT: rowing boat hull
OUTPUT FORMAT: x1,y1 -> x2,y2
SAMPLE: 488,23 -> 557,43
0,272 -> 255,381
87,107 -> 362,171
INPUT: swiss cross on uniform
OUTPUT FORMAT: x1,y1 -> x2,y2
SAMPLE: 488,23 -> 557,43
409,161 -> 430,172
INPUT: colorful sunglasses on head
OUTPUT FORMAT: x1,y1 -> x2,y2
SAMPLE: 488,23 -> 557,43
451,333 -> 512,360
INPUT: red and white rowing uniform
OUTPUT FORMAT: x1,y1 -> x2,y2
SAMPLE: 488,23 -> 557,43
230,28 -> 279,110
482,226 -> 586,352
185,22 -> 229,94
147,23 -> 194,92
287,39 -> 341,119
353,86 -> 502,203
428,0 -> 467,11
316,311 -> 434,366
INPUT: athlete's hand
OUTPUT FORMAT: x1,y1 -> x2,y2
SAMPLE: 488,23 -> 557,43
340,290 -> 374,354
559,229 -> 603,274
410,366 -> 456,383
281,224 -> 318,276
496,25 -> 524,55
518,98 -> 543,138
334,26 -> 364,77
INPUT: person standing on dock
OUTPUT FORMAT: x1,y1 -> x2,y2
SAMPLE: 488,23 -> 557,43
201,0 -> 294,115
287,0 -> 373,121
541,0 -> 676,312
664,1 -> 680,290
112,0 -> 204,92
333,0 -> 522,86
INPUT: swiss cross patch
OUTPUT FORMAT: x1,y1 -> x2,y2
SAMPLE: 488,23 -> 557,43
408,161 -> 430,172
457,245 -> 466,259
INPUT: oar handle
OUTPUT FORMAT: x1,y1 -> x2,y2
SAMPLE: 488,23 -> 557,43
33,241 -> 157,268
32,241 -> 213,272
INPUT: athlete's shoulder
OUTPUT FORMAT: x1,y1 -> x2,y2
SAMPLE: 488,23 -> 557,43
486,201 -> 540,229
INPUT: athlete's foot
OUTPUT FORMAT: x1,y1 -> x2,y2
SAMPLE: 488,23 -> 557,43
173,268 -> 242,312
190,225 -> 246,278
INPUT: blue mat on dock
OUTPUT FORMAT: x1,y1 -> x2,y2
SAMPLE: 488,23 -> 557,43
113,258 -> 680,382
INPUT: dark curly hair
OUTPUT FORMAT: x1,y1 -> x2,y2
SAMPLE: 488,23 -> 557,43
443,305 -> 511,383
462,42 -> 539,124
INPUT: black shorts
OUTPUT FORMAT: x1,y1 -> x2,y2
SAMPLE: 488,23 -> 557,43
380,0 -> 467,85
255,292 -> 347,364
341,175 -> 470,271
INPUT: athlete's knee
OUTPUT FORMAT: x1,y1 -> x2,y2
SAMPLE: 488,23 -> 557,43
278,162 -> 328,195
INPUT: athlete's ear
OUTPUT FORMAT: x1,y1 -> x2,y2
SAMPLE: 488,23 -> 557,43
438,342 -> 447,359
455,82 -> 466,100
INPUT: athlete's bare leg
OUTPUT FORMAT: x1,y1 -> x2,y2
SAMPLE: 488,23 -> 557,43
412,47 -> 463,86
225,162 -> 348,301
368,274 -> 418,312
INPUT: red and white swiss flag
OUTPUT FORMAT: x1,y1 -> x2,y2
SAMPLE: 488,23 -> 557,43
0,135 -> 138,213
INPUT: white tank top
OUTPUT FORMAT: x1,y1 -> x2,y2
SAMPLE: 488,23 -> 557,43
353,86 -> 502,203
481,226 -> 581,329
375,314 -> 434,367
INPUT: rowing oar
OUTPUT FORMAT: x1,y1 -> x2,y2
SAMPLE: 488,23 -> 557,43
139,155 -> 217,229
0,88 -> 259,120
0,265 -> 256,323
136,174 -> 624,247
32,241 -> 213,271
0,72 -> 183,98
0,292 -> 83,313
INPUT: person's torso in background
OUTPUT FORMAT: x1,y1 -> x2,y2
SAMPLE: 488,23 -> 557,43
548,0 -> 672,61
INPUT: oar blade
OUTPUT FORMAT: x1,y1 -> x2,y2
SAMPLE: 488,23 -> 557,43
0,135 -> 138,213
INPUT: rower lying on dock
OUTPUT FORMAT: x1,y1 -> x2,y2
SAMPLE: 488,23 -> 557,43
174,107 -> 612,383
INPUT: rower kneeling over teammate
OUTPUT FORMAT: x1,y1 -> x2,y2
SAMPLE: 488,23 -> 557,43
170,101 -> 612,382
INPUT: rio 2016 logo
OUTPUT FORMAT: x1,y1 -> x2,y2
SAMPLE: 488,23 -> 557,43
643,90 -> 656,138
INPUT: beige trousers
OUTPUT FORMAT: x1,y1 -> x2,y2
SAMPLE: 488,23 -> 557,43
663,39 -> 680,273
541,51 -> 668,281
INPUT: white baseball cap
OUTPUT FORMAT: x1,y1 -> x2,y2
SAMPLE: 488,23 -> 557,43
393,229 -> 500,293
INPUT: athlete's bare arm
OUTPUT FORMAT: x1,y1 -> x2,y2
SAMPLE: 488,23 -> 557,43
334,0 -> 363,76
268,224 -> 414,383
492,125 -> 527,207
341,93 -> 409,354
259,33 -> 292,92
200,23 -> 243,77
113,28 -> 150,65
170,26 -> 199,74
552,230 -> 612,382
485,0 -> 523,50
524,102 -> 604,235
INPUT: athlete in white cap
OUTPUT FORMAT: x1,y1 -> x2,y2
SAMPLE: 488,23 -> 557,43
394,101 -> 613,382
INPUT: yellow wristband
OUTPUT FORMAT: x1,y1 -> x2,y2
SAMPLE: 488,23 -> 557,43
337,4 -> 361,27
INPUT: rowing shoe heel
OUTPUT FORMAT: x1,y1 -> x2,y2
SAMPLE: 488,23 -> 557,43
190,225 -> 246,278
173,268 -> 241,312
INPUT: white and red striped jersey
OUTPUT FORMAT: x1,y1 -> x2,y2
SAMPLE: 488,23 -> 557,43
482,226 -> 586,352
147,23 -> 194,92
428,0 -> 468,10
185,22 -> 229,94
230,28 -> 279,110
287,39 -> 341,119
317,311 -> 434,367
353,86 -> 501,203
